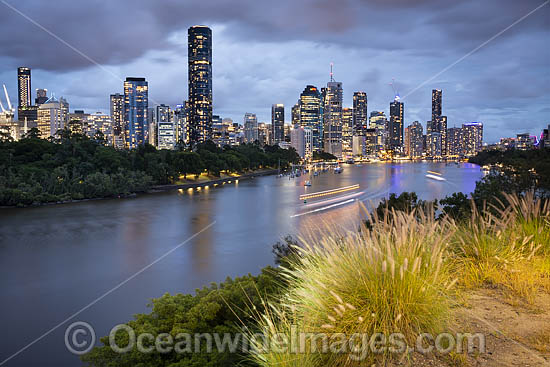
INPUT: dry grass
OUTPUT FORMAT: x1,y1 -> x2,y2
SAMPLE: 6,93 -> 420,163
247,192 -> 550,366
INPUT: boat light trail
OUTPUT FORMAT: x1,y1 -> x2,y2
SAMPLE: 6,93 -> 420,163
426,170 -> 442,176
299,184 -> 360,201
291,199 -> 356,218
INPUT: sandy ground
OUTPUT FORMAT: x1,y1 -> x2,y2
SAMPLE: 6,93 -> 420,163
386,288 -> 550,367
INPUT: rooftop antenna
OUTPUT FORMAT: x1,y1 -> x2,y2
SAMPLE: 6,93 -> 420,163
389,78 -> 400,101
330,62 -> 334,82
3,84 -> 13,110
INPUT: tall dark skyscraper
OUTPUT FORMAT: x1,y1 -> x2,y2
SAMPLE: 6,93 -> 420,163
124,77 -> 148,149
17,66 -> 37,123
352,92 -> 368,135
389,97 -> 404,152
428,89 -> 447,156
271,104 -> 284,144
110,93 -> 124,136
431,89 -> 442,122
17,67 -> 31,108
188,25 -> 213,144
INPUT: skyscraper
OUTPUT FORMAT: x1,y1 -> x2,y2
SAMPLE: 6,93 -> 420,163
369,111 -> 388,152
157,104 -> 174,149
188,25 -> 213,144
389,97 -> 404,152
17,67 -> 31,109
271,104 -> 284,144
352,92 -> 368,135
462,122 -> 483,156
406,121 -> 424,158
291,102 -> 300,126
110,93 -> 124,147
323,80 -> 343,158
17,67 -> 37,123
299,85 -> 323,151
124,77 -> 148,149
37,95 -> 69,138
244,112 -> 258,143
342,107 -> 353,156
428,89 -> 447,156
446,127 -> 463,157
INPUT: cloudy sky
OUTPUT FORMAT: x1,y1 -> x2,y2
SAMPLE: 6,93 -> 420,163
0,0 -> 548,143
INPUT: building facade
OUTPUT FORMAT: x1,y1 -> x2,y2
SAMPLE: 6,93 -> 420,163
271,104 -> 284,144
389,98 -> 404,153
244,112 -> 258,143
188,25 -> 213,143
124,77 -> 148,149
323,81 -> 343,158
37,95 -> 69,138
462,122 -> 483,156
299,85 -> 323,152
352,91 -> 368,135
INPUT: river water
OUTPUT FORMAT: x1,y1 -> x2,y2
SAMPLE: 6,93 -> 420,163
0,162 -> 482,366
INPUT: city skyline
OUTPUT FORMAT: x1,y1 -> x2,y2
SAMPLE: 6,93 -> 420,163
0,1 -> 548,143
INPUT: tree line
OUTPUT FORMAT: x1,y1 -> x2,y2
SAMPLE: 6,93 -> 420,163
0,128 -> 300,206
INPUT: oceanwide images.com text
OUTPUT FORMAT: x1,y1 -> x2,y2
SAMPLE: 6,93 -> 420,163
65,321 -> 486,361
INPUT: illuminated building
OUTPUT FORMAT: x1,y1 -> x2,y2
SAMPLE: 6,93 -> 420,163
17,67 -> 37,123
124,77 -> 148,149
462,122 -> 483,156
37,95 -> 69,138
428,89 -> 448,156
389,97 -> 404,153
188,25 -> 213,143
244,112 -> 258,143
364,128 -> 377,155
110,93 -> 124,148
446,127 -> 463,156
156,104 -> 174,149
542,125 -> 550,148
85,112 -> 114,145
323,80 -> 343,158
428,132 -> 442,157
271,104 -> 284,144
369,111 -> 387,153
174,102 -> 189,145
257,122 -> 270,146
516,133 -> 534,150
342,107 -> 353,156
404,121 -> 423,158
291,102 -> 300,126
299,85 -> 323,151
352,92 -> 368,135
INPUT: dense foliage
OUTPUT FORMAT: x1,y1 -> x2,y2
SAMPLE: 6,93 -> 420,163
469,148 -> 550,197
0,129 -> 300,206
82,267 -> 286,367
312,151 -> 337,161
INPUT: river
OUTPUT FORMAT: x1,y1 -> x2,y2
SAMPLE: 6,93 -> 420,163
0,162 -> 482,366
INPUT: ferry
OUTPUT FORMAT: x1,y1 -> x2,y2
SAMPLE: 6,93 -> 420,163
304,180 -> 312,186
334,166 -> 343,174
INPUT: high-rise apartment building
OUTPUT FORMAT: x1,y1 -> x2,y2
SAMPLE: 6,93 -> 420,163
446,127 -> 463,157
17,67 -> 37,123
323,80 -> 343,158
244,112 -> 258,143
405,121 -> 424,158
389,97 -> 404,152
342,107 -> 353,157
37,95 -> 69,138
271,104 -> 284,144
156,104 -> 174,149
462,122 -> 483,156
369,111 -> 388,152
291,102 -> 300,126
428,89 -> 448,156
188,25 -> 213,143
110,93 -> 124,147
352,92 -> 368,135
123,77 -> 148,149
299,85 -> 323,152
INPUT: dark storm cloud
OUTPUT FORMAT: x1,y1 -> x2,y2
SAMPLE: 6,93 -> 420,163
0,0 -> 548,142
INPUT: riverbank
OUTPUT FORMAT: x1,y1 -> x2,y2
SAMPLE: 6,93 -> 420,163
0,169 -> 280,209
149,169 -> 279,192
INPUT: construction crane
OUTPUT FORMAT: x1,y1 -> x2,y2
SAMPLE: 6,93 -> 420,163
389,78 -> 400,101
